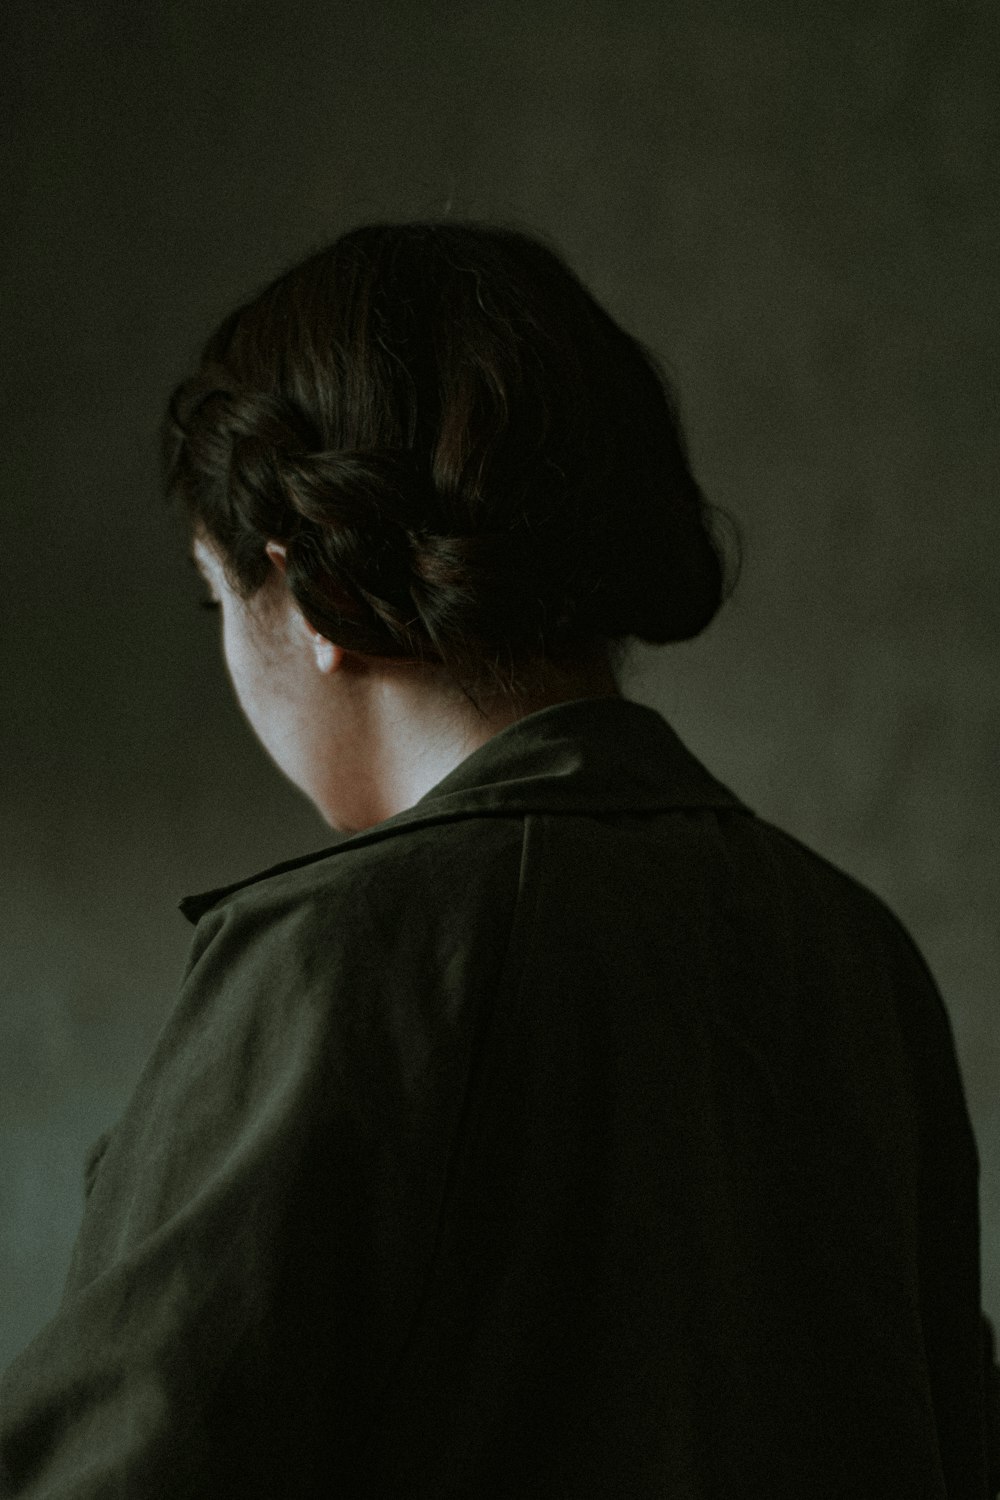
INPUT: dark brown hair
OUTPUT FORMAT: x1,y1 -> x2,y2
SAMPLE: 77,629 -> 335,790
163,220 -> 738,708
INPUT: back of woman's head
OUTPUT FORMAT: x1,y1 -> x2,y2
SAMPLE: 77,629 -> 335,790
163,220 -> 736,707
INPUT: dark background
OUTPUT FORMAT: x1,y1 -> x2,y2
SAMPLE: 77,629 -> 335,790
2,0 -> 997,1368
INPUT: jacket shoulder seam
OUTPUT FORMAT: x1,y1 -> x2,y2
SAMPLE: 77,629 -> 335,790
370,812 -> 544,1400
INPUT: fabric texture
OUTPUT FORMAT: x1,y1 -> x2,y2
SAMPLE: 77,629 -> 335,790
1,693 -> 996,1497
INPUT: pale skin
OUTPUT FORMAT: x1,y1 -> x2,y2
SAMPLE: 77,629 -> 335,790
192,536 -> 622,835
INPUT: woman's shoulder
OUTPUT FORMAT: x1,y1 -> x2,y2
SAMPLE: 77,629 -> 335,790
194,810 -> 530,939
84,817 -> 534,1267
176,813 -> 534,1039
732,812 -> 936,972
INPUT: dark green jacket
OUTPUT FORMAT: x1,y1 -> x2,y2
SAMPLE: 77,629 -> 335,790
1,695 -> 997,1497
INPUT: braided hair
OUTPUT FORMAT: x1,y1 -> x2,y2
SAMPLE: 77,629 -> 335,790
163,221 -> 738,708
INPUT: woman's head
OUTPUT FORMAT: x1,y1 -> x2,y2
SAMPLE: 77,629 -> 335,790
163,220 -> 736,718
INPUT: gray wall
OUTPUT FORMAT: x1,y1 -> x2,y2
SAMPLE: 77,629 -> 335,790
2,0 -> 997,1367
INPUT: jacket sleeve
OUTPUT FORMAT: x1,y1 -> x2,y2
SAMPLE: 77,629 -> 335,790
0,885 -> 476,1497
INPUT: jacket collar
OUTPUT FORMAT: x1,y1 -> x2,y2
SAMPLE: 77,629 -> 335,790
179,694 -> 751,924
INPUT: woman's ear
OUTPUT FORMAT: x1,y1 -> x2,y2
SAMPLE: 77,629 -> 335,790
265,540 -> 341,675
265,540 -> 287,573
309,634 -> 340,674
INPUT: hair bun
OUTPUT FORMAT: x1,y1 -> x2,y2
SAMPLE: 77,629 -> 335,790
592,495 -> 733,645
165,219 -> 741,704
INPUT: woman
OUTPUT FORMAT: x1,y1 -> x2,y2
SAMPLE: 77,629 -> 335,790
1,221 -> 996,1498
